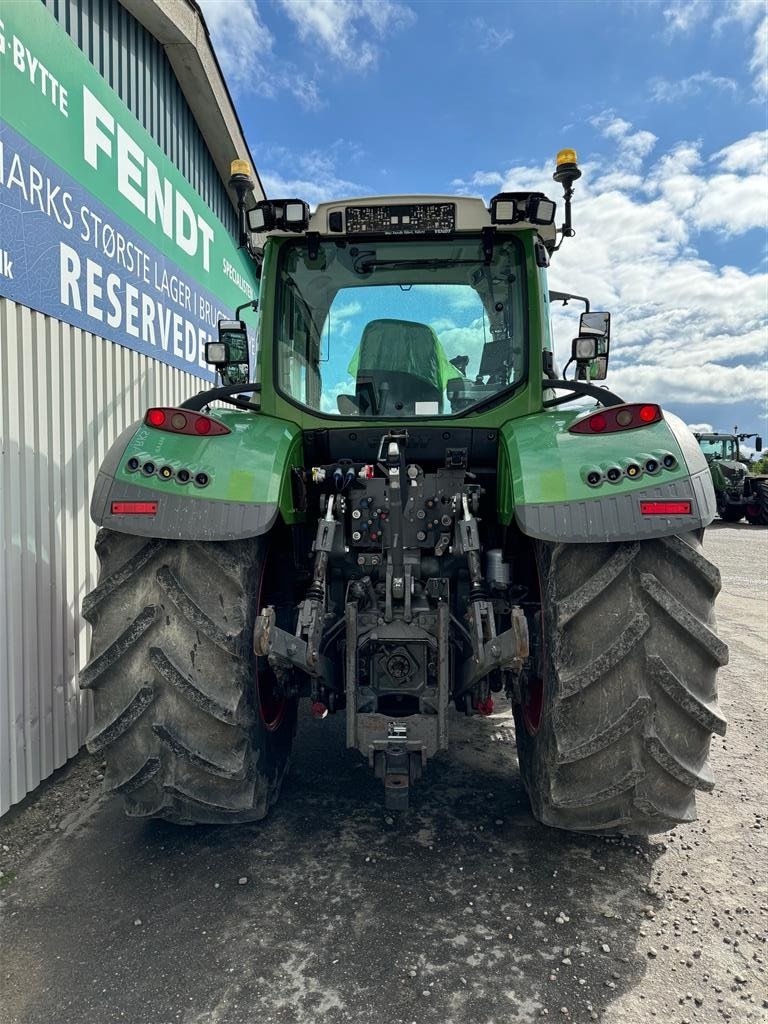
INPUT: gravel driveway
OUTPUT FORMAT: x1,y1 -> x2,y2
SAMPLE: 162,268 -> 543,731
1,522 -> 766,1024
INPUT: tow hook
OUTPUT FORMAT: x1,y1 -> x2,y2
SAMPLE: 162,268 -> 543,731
372,722 -> 424,811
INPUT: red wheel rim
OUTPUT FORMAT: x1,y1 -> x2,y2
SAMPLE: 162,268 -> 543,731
255,546 -> 287,732
522,675 -> 544,735
746,504 -> 759,518
522,559 -> 546,736
256,668 -> 286,731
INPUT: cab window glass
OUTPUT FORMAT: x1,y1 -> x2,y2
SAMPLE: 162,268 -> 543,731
275,237 -> 526,417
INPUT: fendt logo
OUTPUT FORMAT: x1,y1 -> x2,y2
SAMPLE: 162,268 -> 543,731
82,87 -> 215,274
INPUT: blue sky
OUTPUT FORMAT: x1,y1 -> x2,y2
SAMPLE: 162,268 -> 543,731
199,0 -> 767,447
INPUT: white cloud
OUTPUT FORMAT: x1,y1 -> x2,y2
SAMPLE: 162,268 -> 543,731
688,422 -> 714,432
451,170 -> 505,190
690,172 -> 768,235
713,0 -> 764,31
640,140 -> 767,237
200,0 -> 415,105
720,5 -> 768,98
277,0 -> 415,72
199,0 -> 272,88
714,131 -> 768,172
199,0 -> 322,108
662,0 -> 712,37
750,15 -> 768,98
591,114 -> 658,170
649,71 -> 738,102
257,142 -> 368,206
260,169 -> 365,208
607,363 -> 765,406
455,125 -> 768,411
659,1 -> 767,100
470,17 -> 515,52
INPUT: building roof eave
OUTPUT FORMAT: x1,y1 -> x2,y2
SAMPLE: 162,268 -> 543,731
119,0 -> 265,209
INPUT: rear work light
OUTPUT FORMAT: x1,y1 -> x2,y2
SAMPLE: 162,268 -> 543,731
569,403 -> 663,435
144,408 -> 230,436
640,501 -> 691,515
111,501 -> 158,515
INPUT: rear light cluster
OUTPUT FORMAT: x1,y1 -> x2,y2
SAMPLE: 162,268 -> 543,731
126,456 -> 209,487
583,451 -> 678,488
569,403 -> 662,435
144,408 -> 230,436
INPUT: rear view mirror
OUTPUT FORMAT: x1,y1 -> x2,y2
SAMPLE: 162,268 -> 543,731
206,320 -> 250,385
579,310 -> 611,339
756,436 -> 763,452
572,311 -> 610,381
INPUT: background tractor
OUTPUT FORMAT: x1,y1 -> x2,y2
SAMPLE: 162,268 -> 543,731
82,150 -> 727,835
694,431 -> 767,525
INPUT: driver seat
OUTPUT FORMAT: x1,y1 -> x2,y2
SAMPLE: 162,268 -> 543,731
354,319 -> 444,415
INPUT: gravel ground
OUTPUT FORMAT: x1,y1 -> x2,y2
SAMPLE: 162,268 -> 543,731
0,522 -> 766,1024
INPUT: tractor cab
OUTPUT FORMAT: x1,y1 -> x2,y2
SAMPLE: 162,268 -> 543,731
696,434 -> 741,463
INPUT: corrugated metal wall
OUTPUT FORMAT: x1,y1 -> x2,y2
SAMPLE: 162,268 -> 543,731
41,0 -> 238,236
0,298 -> 199,814
0,0 -> 236,813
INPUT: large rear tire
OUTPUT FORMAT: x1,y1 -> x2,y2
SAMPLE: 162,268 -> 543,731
719,504 -> 745,523
81,530 -> 297,823
514,532 -> 727,835
744,480 -> 768,525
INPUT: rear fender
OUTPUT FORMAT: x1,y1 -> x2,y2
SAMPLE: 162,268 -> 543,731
91,411 -> 303,540
498,408 -> 716,542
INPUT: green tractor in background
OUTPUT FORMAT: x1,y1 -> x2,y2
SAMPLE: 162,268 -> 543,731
694,431 -> 767,525
82,150 -> 728,836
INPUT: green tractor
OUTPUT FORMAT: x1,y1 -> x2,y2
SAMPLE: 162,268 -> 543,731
694,431 -> 767,525
82,150 -> 727,835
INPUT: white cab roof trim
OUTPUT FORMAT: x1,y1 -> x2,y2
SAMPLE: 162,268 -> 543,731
260,195 -> 558,244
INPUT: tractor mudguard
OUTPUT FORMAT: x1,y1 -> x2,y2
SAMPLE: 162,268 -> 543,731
499,408 -> 716,542
90,412 -> 302,540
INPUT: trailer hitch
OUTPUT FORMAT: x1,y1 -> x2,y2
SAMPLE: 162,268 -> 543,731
371,723 -> 424,811
346,600 -> 450,810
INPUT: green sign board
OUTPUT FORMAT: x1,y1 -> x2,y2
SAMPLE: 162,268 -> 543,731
0,1 -> 258,378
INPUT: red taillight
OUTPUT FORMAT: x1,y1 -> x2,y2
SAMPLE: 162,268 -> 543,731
144,408 -> 229,436
569,403 -> 663,434
111,501 -> 158,515
640,501 -> 691,515
147,409 -> 166,427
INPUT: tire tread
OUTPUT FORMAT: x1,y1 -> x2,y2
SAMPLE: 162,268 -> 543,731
516,533 -> 727,836
80,531 -> 295,823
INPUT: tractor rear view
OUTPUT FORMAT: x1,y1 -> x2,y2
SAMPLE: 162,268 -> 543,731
81,150 -> 727,835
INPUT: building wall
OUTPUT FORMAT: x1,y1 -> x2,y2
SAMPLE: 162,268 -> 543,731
0,0 -> 259,814
0,298 -> 196,813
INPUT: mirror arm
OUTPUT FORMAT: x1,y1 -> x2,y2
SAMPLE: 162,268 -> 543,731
542,380 -> 624,408
235,299 -> 259,320
180,384 -> 262,412
549,290 -> 591,312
